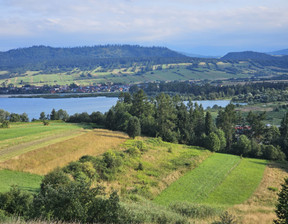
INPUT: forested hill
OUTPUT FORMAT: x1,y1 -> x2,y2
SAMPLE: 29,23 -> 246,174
221,51 -> 277,60
221,51 -> 288,68
0,45 -> 186,70
268,48 -> 288,56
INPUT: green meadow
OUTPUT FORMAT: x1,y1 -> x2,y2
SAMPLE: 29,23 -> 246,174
154,153 -> 267,207
0,121 -> 88,162
2,60 -> 277,86
0,169 -> 42,193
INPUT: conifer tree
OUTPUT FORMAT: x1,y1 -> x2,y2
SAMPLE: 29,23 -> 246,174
274,178 -> 288,224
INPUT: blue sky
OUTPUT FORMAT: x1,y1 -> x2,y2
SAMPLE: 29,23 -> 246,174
0,0 -> 287,55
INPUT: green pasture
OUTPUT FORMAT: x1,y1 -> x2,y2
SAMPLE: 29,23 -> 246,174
1,60 -> 277,86
203,158 -> 267,205
154,153 -> 266,207
0,169 -> 42,193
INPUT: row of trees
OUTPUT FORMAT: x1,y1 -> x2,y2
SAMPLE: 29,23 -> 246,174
132,81 -> 288,102
66,90 -> 288,161
0,109 -> 29,124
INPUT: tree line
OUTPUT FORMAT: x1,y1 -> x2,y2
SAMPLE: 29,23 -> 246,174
2,90 -> 288,160
65,90 -> 288,161
131,81 -> 288,102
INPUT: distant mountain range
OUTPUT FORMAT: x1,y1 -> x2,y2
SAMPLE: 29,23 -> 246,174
268,49 -> 288,56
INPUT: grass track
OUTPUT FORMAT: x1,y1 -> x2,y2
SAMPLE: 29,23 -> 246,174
0,169 -> 42,193
203,158 -> 267,205
154,153 -> 241,205
0,129 -> 129,175
154,153 -> 267,208
0,122 -> 88,161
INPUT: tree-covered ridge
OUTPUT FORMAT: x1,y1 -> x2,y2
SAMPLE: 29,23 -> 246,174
0,45 -> 186,70
221,51 -> 288,68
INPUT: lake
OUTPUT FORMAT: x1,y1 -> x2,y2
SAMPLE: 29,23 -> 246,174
0,97 -> 232,120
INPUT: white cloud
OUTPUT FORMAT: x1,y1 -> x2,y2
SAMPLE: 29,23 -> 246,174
0,0 -> 287,53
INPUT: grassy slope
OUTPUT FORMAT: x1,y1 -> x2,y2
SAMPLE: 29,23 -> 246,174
154,153 -> 267,208
203,158 -> 267,205
0,129 -> 129,175
0,169 -> 42,193
4,60 -> 285,86
97,138 -> 211,199
0,121 -> 89,162
230,161 -> 288,224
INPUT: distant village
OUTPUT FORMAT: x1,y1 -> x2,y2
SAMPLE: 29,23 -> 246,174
0,83 -> 131,95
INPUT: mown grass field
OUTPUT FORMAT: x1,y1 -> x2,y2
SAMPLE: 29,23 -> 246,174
0,128 -> 129,175
0,169 -> 42,193
0,121 -> 90,162
154,153 -> 267,207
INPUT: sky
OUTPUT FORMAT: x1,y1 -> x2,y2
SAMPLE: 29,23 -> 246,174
0,0 -> 287,56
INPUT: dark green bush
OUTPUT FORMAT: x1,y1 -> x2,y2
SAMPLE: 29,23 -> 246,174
0,186 -> 33,219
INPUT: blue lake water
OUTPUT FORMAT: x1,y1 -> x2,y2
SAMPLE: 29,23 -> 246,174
0,97 -> 119,120
0,97 -> 232,120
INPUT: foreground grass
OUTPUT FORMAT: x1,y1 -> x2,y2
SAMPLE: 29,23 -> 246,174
0,169 -> 42,193
154,154 -> 267,209
0,129 -> 128,175
203,158 -> 267,206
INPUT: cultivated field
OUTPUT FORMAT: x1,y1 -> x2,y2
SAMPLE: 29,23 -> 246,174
2,60 -> 285,86
0,121 -> 89,162
1,125 -> 287,223
0,128 -> 128,175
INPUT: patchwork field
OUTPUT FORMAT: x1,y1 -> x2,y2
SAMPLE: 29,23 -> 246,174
0,121 -> 89,162
0,128 -> 128,175
2,60 -> 283,86
0,123 -> 287,223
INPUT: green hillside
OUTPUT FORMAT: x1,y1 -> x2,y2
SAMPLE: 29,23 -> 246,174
154,153 -> 266,207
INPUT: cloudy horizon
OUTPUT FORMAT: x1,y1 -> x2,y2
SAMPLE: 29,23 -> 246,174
0,0 -> 287,56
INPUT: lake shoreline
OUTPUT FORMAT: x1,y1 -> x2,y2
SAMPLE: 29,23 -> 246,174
0,92 -> 121,99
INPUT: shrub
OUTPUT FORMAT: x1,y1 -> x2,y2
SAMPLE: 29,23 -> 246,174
169,202 -> 221,219
0,186 -> 33,218
137,162 -> 144,171
212,211 -> 237,224
127,147 -> 141,157
121,200 -> 188,224
41,167 -> 71,192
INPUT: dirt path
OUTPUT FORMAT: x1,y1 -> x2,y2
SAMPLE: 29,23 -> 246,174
0,129 -> 87,162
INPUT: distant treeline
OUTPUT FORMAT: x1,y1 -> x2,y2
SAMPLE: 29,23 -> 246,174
0,45 -> 192,72
131,81 -> 288,102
